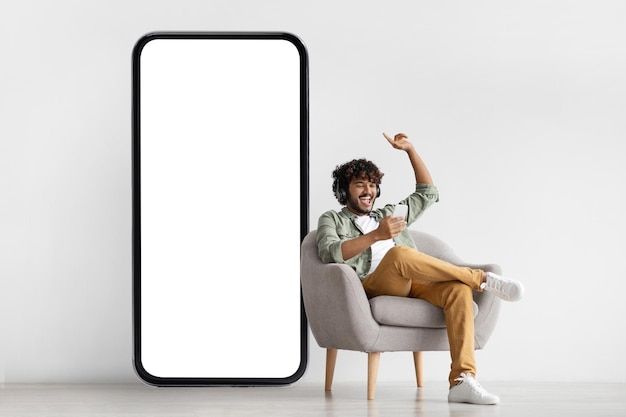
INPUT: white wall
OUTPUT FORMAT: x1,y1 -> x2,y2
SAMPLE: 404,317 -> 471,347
1,0 -> 625,383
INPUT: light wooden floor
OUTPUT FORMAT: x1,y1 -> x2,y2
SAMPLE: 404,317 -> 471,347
1,381 -> 625,416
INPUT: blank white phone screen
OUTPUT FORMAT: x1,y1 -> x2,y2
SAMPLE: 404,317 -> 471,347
138,37 -> 302,379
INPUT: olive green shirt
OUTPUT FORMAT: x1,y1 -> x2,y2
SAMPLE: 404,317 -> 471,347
316,183 -> 440,280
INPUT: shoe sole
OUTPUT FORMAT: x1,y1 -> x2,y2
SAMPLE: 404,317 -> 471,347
448,397 -> 499,405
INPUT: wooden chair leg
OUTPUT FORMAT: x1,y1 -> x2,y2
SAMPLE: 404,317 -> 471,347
325,348 -> 337,391
367,352 -> 380,400
412,351 -> 424,388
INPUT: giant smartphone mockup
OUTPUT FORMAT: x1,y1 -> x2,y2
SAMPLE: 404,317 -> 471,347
132,32 -> 308,386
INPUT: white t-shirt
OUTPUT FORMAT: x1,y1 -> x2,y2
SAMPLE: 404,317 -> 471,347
354,214 -> 396,275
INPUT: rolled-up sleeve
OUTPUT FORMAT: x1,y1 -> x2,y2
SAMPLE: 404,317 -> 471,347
316,212 -> 345,264
404,183 -> 439,225
380,183 -> 439,226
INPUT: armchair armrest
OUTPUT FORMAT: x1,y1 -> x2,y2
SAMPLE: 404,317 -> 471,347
300,259 -> 381,352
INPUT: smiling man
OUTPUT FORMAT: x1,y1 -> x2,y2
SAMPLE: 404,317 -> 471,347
316,132 -> 524,405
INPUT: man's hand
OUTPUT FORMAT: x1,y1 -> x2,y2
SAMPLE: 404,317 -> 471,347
383,132 -> 414,151
341,216 -> 407,260
384,131 -> 434,184
372,216 -> 407,241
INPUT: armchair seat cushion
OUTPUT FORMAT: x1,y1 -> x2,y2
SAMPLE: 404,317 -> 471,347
369,295 -> 479,328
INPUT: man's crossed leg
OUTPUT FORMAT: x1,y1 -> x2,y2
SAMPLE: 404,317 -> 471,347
361,245 -> 523,405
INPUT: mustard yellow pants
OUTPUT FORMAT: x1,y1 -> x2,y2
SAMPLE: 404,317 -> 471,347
361,245 -> 485,387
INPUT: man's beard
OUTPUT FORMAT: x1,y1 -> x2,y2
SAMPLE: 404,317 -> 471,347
347,194 -> 374,215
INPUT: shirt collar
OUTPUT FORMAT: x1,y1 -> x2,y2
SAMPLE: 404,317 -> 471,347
341,206 -> 377,220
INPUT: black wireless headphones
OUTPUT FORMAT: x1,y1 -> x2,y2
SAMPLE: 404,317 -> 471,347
334,178 -> 381,204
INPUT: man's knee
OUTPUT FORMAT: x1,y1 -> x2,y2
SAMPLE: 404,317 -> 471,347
385,245 -> 413,261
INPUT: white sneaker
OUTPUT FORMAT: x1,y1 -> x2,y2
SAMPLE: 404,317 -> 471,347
448,372 -> 500,405
480,271 -> 524,301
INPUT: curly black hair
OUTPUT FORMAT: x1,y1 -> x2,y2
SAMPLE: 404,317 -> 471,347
331,158 -> 384,205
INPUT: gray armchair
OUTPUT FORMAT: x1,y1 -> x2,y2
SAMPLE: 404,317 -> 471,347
300,229 -> 502,399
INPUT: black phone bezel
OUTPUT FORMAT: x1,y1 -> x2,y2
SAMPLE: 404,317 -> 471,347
131,31 -> 309,386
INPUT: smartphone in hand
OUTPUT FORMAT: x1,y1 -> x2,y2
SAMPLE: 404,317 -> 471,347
392,204 -> 408,220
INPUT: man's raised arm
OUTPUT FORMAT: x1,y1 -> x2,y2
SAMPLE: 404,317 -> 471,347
383,132 -> 434,185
